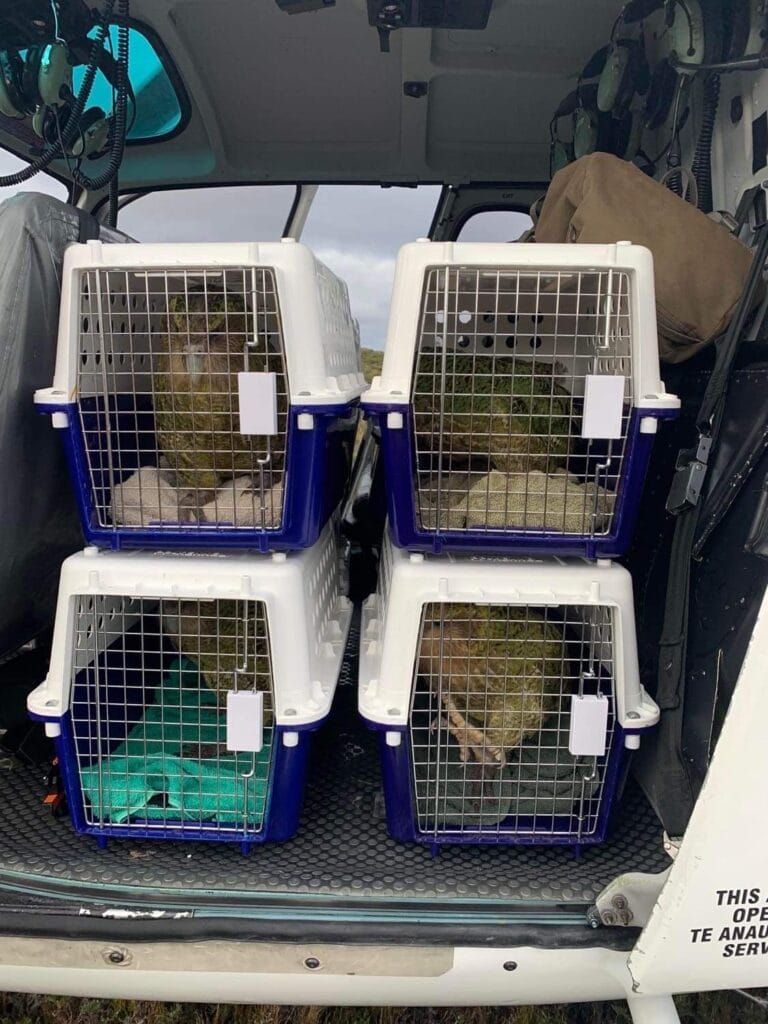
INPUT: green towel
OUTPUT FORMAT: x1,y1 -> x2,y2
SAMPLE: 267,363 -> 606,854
505,721 -> 602,818
79,658 -> 271,826
413,710 -> 601,829
413,716 -> 516,828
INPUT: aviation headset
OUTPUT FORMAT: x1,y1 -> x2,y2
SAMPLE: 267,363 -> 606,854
549,37 -> 649,176
0,38 -> 108,156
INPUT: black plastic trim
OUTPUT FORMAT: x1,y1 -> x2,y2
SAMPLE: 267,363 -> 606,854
0,908 -> 639,951
428,183 -> 547,241
121,15 -> 192,148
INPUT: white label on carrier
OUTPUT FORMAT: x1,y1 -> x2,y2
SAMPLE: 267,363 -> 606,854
581,374 -> 625,440
226,691 -> 264,752
238,372 -> 278,436
568,694 -> 609,757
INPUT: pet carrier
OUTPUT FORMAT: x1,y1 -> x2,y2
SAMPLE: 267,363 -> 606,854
27,522 -> 352,849
35,239 -> 365,552
359,535 -> 658,848
363,240 -> 680,557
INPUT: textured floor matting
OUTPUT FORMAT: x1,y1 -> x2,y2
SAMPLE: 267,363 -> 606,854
0,624 -> 669,905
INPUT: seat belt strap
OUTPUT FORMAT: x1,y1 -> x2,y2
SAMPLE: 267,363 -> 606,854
76,207 -> 100,244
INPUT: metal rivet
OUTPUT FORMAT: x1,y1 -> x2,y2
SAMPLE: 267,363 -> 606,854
503,961 -> 518,972
103,947 -> 131,966
304,957 -> 322,970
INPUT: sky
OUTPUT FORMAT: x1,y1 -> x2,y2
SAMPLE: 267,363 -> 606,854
0,151 -> 529,349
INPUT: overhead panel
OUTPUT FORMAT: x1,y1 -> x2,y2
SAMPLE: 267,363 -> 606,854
0,0 -> 632,187
173,0 -> 402,177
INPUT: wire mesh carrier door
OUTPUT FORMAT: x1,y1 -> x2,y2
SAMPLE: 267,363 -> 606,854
411,601 -> 619,845
359,542 -> 659,848
364,242 -> 679,557
36,242 -> 365,551
86,266 -> 290,531
67,594 -> 276,847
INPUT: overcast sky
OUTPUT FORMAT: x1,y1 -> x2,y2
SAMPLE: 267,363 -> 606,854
0,151 -> 529,349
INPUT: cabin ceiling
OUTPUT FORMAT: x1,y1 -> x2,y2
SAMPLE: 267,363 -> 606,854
1,0 -> 624,190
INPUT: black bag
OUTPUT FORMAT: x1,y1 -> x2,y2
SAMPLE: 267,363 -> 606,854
0,191 -> 100,658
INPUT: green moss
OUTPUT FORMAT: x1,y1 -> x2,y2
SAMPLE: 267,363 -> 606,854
413,354 -> 571,474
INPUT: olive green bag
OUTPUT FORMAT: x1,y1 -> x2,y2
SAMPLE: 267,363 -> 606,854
536,153 -> 757,364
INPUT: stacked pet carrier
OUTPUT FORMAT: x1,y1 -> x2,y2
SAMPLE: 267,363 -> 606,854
361,240 -> 678,849
30,239 -> 362,848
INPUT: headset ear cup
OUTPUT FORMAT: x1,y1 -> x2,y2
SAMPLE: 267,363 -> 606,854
597,42 -> 630,113
70,106 -> 110,158
0,51 -> 29,118
551,138 -> 575,175
725,0 -> 751,60
38,44 -> 72,108
621,108 -> 645,161
21,46 -> 44,110
598,39 -> 647,117
31,105 -> 58,144
581,44 -> 612,81
574,106 -> 600,159
645,59 -> 678,130
700,0 -> 725,63
609,109 -> 639,160
0,74 -> 17,118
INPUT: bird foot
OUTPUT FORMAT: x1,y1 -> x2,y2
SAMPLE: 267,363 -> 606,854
441,696 -> 504,767
430,713 -> 448,734
429,712 -> 476,763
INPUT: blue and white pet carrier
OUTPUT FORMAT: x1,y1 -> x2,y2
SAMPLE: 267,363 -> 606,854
359,535 -> 658,849
35,240 -> 365,552
28,523 -> 351,850
363,241 -> 680,558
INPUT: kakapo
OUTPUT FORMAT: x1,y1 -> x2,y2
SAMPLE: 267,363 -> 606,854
418,605 -> 565,766
413,353 -> 572,474
153,286 -> 288,494
161,599 -> 273,723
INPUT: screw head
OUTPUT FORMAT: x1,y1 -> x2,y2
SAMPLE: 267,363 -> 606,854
103,946 -> 131,966
304,956 -> 322,971
612,895 -> 629,911
503,961 -> 518,972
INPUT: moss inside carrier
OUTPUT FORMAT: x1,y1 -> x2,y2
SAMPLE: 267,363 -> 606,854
412,354 -> 572,475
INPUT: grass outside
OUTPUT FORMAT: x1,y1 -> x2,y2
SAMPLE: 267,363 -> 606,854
0,993 -> 766,1024
361,348 -> 384,383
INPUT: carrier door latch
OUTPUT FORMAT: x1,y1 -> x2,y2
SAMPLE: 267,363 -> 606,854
666,435 -> 712,515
